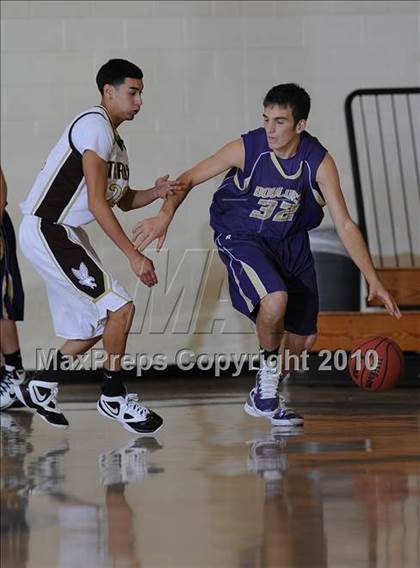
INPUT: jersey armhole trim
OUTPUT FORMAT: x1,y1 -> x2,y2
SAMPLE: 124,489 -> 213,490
234,151 -> 271,191
68,112 -> 110,158
304,160 -> 326,207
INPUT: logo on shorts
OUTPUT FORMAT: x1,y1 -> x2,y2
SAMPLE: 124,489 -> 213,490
71,262 -> 97,289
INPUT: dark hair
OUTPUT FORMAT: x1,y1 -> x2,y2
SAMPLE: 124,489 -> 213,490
263,83 -> 311,125
96,59 -> 143,94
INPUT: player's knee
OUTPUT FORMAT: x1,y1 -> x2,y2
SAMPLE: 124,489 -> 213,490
260,291 -> 288,323
108,302 -> 135,330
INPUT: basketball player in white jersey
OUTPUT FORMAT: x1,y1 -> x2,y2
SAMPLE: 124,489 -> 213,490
15,59 -> 179,433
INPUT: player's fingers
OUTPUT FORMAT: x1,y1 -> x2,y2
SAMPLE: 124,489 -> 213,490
150,270 -> 158,286
156,174 -> 169,185
137,233 -> 157,252
132,231 -> 147,249
386,302 -> 394,316
132,221 -> 144,237
143,272 -> 157,287
380,294 -> 392,314
132,228 -> 149,245
390,298 -> 402,319
157,233 -> 167,252
134,229 -> 158,250
384,295 -> 400,318
141,272 -> 154,287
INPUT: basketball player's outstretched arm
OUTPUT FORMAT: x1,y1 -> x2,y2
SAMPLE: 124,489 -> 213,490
83,150 -> 158,287
117,175 -> 183,211
131,139 -> 245,251
316,153 -> 401,318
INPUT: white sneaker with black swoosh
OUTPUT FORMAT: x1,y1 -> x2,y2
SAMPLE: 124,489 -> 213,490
97,393 -> 163,435
14,379 -> 69,429
0,368 -> 26,410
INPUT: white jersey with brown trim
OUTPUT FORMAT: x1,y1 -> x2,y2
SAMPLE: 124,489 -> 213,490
20,106 -> 129,227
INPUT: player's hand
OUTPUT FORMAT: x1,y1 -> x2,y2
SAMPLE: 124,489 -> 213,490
128,251 -> 158,287
367,279 -> 402,318
154,174 -> 183,200
132,211 -> 171,252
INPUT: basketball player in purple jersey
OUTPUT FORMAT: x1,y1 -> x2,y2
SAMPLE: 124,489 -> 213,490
132,84 -> 401,426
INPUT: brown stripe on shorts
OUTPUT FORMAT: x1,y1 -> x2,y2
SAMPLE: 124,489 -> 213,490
40,220 -> 106,299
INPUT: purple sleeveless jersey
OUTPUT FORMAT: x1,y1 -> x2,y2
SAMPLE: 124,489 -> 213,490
209,128 -> 328,239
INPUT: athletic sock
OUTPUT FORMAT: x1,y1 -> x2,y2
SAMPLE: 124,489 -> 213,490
4,350 -> 24,371
102,369 -> 126,397
260,346 -> 280,367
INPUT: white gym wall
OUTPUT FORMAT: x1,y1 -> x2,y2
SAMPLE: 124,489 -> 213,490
1,1 -> 419,367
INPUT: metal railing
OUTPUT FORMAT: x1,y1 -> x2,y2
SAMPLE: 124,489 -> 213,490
345,88 -> 420,268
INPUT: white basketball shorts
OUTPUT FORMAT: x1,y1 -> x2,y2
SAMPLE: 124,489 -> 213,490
19,215 -> 132,339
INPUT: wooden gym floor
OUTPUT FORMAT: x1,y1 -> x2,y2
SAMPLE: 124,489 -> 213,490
1,378 -> 419,568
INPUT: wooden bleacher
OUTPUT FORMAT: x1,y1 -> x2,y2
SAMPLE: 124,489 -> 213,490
316,268 -> 420,351
371,268 -> 420,309
316,312 -> 419,351
315,88 -> 420,353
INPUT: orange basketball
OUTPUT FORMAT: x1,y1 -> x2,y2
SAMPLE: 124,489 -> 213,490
348,336 -> 404,391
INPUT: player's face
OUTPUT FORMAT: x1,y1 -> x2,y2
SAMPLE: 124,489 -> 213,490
111,78 -> 144,121
263,104 -> 305,153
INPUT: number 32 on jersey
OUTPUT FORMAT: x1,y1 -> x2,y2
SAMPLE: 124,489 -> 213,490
249,198 -> 300,222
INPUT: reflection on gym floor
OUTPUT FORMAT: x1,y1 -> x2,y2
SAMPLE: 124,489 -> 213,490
1,384 -> 419,568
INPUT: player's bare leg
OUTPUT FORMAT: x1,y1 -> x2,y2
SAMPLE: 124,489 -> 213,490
102,302 -> 135,373
245,292 -> 287,419
280,331 -> 317,375
0,320 -> 20,354
60,336 -> 103,358
256,291 -> 288,351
